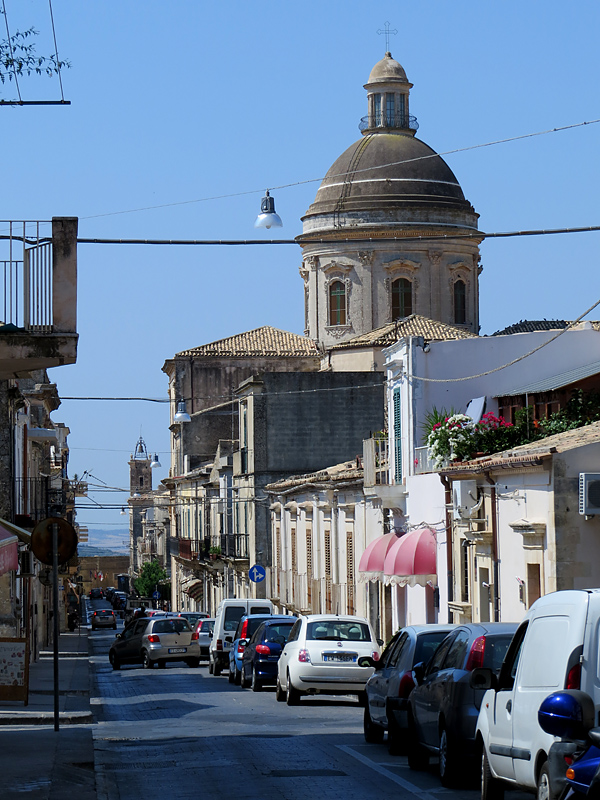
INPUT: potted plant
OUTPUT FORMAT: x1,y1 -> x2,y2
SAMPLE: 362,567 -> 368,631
209,546 -> 221,560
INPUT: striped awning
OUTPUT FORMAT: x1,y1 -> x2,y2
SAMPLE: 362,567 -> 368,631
185,581 -> 203,601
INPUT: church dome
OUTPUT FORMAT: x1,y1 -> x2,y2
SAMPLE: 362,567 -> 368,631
366,52 -> 408,85
301,133 -> 478,232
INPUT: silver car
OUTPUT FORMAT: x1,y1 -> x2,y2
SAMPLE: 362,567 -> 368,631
109,616 -> 201,669
194,617 -> 215,658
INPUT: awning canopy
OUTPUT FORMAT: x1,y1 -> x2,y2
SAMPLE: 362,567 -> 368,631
358,532 -> 400,582
383,527 -> 437,587
185,581 -> 203,602
0,525 -> 19,577
0,517 -> 31,545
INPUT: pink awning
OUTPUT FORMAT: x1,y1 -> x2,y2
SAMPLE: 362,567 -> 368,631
0,525 -> 19,577
358,532 -> 401,582
383,527 -> 437,587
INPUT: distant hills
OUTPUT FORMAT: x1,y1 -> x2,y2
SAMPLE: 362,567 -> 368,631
80,528 -> 129,554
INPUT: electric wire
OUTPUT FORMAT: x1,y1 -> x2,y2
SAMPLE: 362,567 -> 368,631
47,0 -> 64,101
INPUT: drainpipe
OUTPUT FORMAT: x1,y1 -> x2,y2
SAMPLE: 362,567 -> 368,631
440,475 -> 454,621
484,473 -> 500,622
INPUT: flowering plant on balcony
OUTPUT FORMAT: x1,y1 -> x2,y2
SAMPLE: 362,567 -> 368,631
427,414 -> 474,468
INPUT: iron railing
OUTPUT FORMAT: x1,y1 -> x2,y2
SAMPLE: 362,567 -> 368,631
0,221 -> 53,332
359,113 -> 419,133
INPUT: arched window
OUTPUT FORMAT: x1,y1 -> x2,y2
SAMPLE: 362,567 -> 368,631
329,280 -> 346,326
454,279 -> 466,325
391,278 -> 412,320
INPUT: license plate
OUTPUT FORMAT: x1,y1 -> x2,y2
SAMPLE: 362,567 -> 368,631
168,647 -> 187,654
323,653 -> 356,663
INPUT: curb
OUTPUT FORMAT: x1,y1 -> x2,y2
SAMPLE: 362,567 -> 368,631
0,710 -> 93,725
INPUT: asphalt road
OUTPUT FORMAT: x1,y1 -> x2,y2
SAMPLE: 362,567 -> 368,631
88,607 -> 532,800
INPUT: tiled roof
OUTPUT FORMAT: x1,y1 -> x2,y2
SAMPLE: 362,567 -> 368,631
176,326 -> 320,358
266,460 -> 363,492
330,315 -> 477,350
493,320 -> 600,336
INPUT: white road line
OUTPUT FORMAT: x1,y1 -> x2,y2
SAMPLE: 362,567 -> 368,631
336,745 -> 440,799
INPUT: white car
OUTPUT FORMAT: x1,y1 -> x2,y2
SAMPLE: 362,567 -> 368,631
276,614 -> 381,705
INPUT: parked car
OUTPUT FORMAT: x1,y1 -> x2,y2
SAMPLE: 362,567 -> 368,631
210,598 -> 274,676
475,589 -> 600,799
276,614 -> 382,705
89,587 -> 103,599
104,587 -> 116,601
194,618 -> 215,659
109,615 -> 201,670
228,614 -> 279,684
91,609 -> 117,630
240,616 -> 295,691
363,624 -> 455,753
407,622 -> 518,787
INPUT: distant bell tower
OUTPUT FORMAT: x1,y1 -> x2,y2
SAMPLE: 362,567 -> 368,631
128,437 -> 153,578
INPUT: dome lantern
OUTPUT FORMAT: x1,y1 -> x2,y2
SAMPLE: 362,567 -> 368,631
360,52 -> 417,135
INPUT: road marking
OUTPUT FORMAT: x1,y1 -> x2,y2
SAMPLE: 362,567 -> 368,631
336,745 -> 440,799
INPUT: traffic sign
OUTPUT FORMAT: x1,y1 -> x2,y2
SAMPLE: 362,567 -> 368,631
152,590 -> 161,600
249,564 -> 266,583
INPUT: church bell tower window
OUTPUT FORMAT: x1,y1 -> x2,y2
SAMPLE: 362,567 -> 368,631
454,279 -> 467,325
373,94 -> 382,127
329,280 -> 347,326
391,278 -> 412,320
386,93 -> 395,126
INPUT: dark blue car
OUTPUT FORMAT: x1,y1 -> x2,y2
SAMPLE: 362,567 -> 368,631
240,616 -> 296,691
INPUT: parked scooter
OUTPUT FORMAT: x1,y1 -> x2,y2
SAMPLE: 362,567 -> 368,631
538,690 -> 600,798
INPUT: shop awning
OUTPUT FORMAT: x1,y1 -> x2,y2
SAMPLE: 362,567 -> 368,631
0,517 -> 31,545
0,526 -> 19,577
358,532 -> 401,582
185,581 -> 203,602
383,527 -> 437,588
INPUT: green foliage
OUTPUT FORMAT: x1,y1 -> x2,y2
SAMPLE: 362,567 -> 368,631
0,27 -> 70,90
421,406 -> 459,442
209,546 -> 221,556
537,389 -> 600,437
134,561 -> 168,597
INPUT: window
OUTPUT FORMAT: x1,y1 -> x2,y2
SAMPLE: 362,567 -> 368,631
397,93 -> 406,126
391,278 -> 412,320
427,634 -> 454,674
329,280 -> 346,326
393,387 -> 402,483
373,93 -> 382,126
386,93 -> 395,126
527,563 -> 541,608
454,279 -> 466,325
443,629 -> 470,670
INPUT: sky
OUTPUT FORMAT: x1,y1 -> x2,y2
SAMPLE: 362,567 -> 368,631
3,1 -> 600,534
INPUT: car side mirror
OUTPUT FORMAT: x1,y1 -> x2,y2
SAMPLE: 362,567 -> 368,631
413,661 -> 426,685
377,638 -> 384,647
470,668 -> 497,691
239,639 -> 248,647
115,633 -> 122,639
357,656 -> 375,668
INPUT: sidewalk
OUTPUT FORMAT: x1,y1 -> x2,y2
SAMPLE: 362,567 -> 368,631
0,624 -> 97,799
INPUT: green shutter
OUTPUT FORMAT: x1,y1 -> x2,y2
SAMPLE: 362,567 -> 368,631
393,388 -> 402,483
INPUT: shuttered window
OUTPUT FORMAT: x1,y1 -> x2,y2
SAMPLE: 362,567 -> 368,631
347,531 -> 355,615
393,387 -> 402,483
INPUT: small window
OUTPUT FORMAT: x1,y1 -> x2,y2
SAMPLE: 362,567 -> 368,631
427,633 -> 454,674
391,278 -> 412,320
443,629 -> 470,670
329,280 -> 346,326
374,93 -> 382,126
454,279 -> 467,325
386,93 -> 395,126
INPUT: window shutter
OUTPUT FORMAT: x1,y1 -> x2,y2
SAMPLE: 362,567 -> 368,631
394,387 -> 402,483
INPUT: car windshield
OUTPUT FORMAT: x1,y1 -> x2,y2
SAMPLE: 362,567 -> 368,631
414,631 -> 452,664
306,620 -> 371,642
153,619 -> 191,634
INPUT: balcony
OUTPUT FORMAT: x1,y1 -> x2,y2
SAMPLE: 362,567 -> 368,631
0,218 -> 78,376
359,113 -> 419,133
414,446 -> 437,475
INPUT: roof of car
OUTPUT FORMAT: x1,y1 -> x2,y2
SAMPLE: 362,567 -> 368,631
301,614 -> 370,624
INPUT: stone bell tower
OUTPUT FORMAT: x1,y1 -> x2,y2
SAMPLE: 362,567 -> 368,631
128,436 -> 153,577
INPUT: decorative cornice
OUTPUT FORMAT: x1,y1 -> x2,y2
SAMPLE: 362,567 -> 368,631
322,260 -> 353,276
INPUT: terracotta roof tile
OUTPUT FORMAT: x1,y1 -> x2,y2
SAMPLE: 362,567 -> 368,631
177,326 -> 320,358
329,314 -> 477,350
493,320 -> 600,336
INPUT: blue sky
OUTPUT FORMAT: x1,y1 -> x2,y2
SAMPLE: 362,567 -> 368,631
5,1 -> 599,530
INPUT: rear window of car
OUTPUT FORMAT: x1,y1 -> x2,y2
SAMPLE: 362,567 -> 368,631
414,631 -> 453,665
153,619 -> 191,634
264,623 -> 294,643
224,606 -> 246,631
483,635 -> 515,674
245,617 -> 271,638
96,610 -> 114,617
250,606 -> 272,615
200,620 -> 214,633
307,620 -> 371,642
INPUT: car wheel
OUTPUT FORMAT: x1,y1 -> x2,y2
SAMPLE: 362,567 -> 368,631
537,762 -> 551,800
386,708 -> 406,755
112,624 -> 117,630
158,660 -> 166,669
234,666 -> 241,686
228,665 -> 235,683
275,675 -> 286,702
186,658 -> 200,668
240,666 -> 248,689
286,671 -> 301,706
142,650 -> 153,670
439,725 -> 457,787
363,704 -> 385,744
109,651 -> 120,671
406,712 -> 429,771
482,747 -> 505,800
251,667 -> 262,692
208,658 -> 214,675
213,660 -> 222,677
357,691 -> 368,708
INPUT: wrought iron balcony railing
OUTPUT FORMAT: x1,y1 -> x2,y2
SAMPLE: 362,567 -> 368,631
359,113 -> 419,133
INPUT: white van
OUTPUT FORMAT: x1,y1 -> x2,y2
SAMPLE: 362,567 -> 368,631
209,598 -> 274,675
475,589 -> 600,799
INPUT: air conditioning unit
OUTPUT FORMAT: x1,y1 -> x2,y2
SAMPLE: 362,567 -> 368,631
579,473 -> 600,516
19,549 -> 34,576
453,480 -> 477,520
